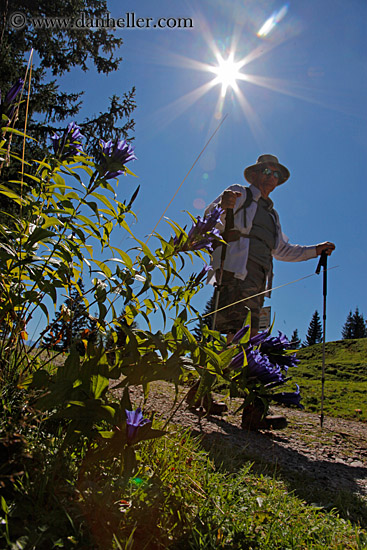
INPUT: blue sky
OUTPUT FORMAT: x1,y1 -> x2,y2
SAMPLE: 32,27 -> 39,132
30,0 -> 367,343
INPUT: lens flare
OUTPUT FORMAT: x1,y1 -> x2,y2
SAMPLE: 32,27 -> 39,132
210,51 -> 243,97
257,5 -> 289,37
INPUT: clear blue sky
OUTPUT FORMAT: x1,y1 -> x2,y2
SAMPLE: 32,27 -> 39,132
31,0 -> 367,343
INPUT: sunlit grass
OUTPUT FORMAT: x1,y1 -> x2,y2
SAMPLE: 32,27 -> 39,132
293,339 -> 367,421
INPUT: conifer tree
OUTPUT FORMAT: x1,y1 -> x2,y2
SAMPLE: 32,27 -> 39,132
193,292 -> 215,341
341,308 -> 367,339
303,310 -> 322,346
0,1 -> 136,157
42,280 -> 90,351
341,311 -> 354,339
290,329 -> 301,348
351,308 -> 367,338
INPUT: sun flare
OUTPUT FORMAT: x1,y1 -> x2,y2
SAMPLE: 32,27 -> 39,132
210,52 -> 243,97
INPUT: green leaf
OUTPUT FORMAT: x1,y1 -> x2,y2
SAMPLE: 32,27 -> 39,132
26,227 -> 55,248
124,166 -> 138,177
53,400 -> 115,424
120,387 -> 132,412
123,445 -> 137,481
1,496 -> 9,514
57,348 -> 81,383
90,374 -> 109,399
94,260 -> 112,278
41,217 -> 63,229
91,192 -> 117,213
35,380 -> 74,410
133,424 -> 166,444
0,185 -> 27,204
53,173 -> 66,187
2,127 -> 36,140
110,255 -> 133,270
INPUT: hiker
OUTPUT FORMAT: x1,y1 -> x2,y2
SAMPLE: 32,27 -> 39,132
195,154 -> 335,429
206,154 -> 335,341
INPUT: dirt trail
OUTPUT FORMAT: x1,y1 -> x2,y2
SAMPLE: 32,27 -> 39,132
116,381 -> 367,500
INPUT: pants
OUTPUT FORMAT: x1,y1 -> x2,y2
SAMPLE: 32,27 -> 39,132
215,259 -> 268,334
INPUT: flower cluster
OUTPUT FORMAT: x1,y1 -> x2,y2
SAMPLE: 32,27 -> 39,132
1,78 -> 24,120
51,122 -> 84,159
272,384 -> 303,408
227,329 -> 303,408
125,407 -> 151,445
246,348 -> 286,385
228,347 -> 285,385
174,206 -> 223,253
99,138 -> 136,180
250,330 -> 299,372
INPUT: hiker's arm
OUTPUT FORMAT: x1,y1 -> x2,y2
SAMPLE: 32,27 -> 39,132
316,242 -> 335,256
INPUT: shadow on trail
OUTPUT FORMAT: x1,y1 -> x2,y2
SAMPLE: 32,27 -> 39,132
189,413 -> 367,527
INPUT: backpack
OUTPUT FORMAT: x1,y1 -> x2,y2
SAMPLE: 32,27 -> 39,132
234,186 -> 254,227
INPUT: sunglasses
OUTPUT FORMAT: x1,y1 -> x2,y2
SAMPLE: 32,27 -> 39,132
262,167 -> 281,179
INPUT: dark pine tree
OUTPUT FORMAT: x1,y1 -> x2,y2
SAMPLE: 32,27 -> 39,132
303,310 -> 322,347
193,292 -> 215,341
341,311 -> 354,339
351,308 -> 367,339
290,329 -> 301,348
341,308 -> 367,339
0,1 -> 136,223
0,1 -> 136,156
42,280 -> 90,351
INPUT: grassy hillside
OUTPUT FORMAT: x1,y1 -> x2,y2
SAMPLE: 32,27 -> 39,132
292,339 -> 367,421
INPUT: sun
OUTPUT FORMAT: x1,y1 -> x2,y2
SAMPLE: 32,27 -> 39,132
209,52 -> 243,98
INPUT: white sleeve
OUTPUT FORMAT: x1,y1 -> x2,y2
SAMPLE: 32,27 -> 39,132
274,230 -> 318,262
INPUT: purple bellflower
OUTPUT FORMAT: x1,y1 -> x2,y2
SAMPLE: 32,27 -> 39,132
272,384 -> 304,409
232,325 -> 250,345
246,348 -> 286,385
4,78 -> 24,105
249,330 -> 299,372
174,206 -> 223,253
227,347 -> 285,385
125,407 -> 151,445
227,350 -> 246,371
99,138 -> 136,179
51,122 -> 84,159
1,78 -> 24,119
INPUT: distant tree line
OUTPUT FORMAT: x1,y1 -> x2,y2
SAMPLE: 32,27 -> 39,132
194,292 -> 367,348
341,308 -> 367,339
42,283 -> 367,351
294,307 -> 367,348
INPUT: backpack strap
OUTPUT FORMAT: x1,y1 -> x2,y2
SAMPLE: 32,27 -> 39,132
234,187 -> 253,227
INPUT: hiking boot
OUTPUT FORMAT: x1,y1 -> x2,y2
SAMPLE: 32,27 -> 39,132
241,400 -> 287,431
264,415 -> 288,429
186,382 -> 228,416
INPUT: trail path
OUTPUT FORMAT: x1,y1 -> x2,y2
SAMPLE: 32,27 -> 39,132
116,382 -> 367,500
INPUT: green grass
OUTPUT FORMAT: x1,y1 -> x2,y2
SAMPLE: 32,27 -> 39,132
292,339 -> 367,421
74,428 -> 367,549
2,410 -> 366,549
111,429 -> 367,548
2,340 -> 367,549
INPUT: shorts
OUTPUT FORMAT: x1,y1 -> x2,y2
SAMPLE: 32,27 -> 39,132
214,259 -> 268,334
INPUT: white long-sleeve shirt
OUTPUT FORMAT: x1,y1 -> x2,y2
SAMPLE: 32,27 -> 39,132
205,184 -> 319,292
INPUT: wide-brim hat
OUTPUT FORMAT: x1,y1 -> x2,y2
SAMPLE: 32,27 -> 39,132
244,154 -> 290,185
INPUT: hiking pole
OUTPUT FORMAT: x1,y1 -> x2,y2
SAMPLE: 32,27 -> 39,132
315,250 -> 328,428
211,208 -> 234,333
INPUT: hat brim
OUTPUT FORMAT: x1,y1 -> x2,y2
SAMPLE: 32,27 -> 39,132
244,162 -> 290,185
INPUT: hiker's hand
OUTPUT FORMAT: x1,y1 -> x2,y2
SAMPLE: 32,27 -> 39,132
221,190 -> 241,209
316,242 -> 335,256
